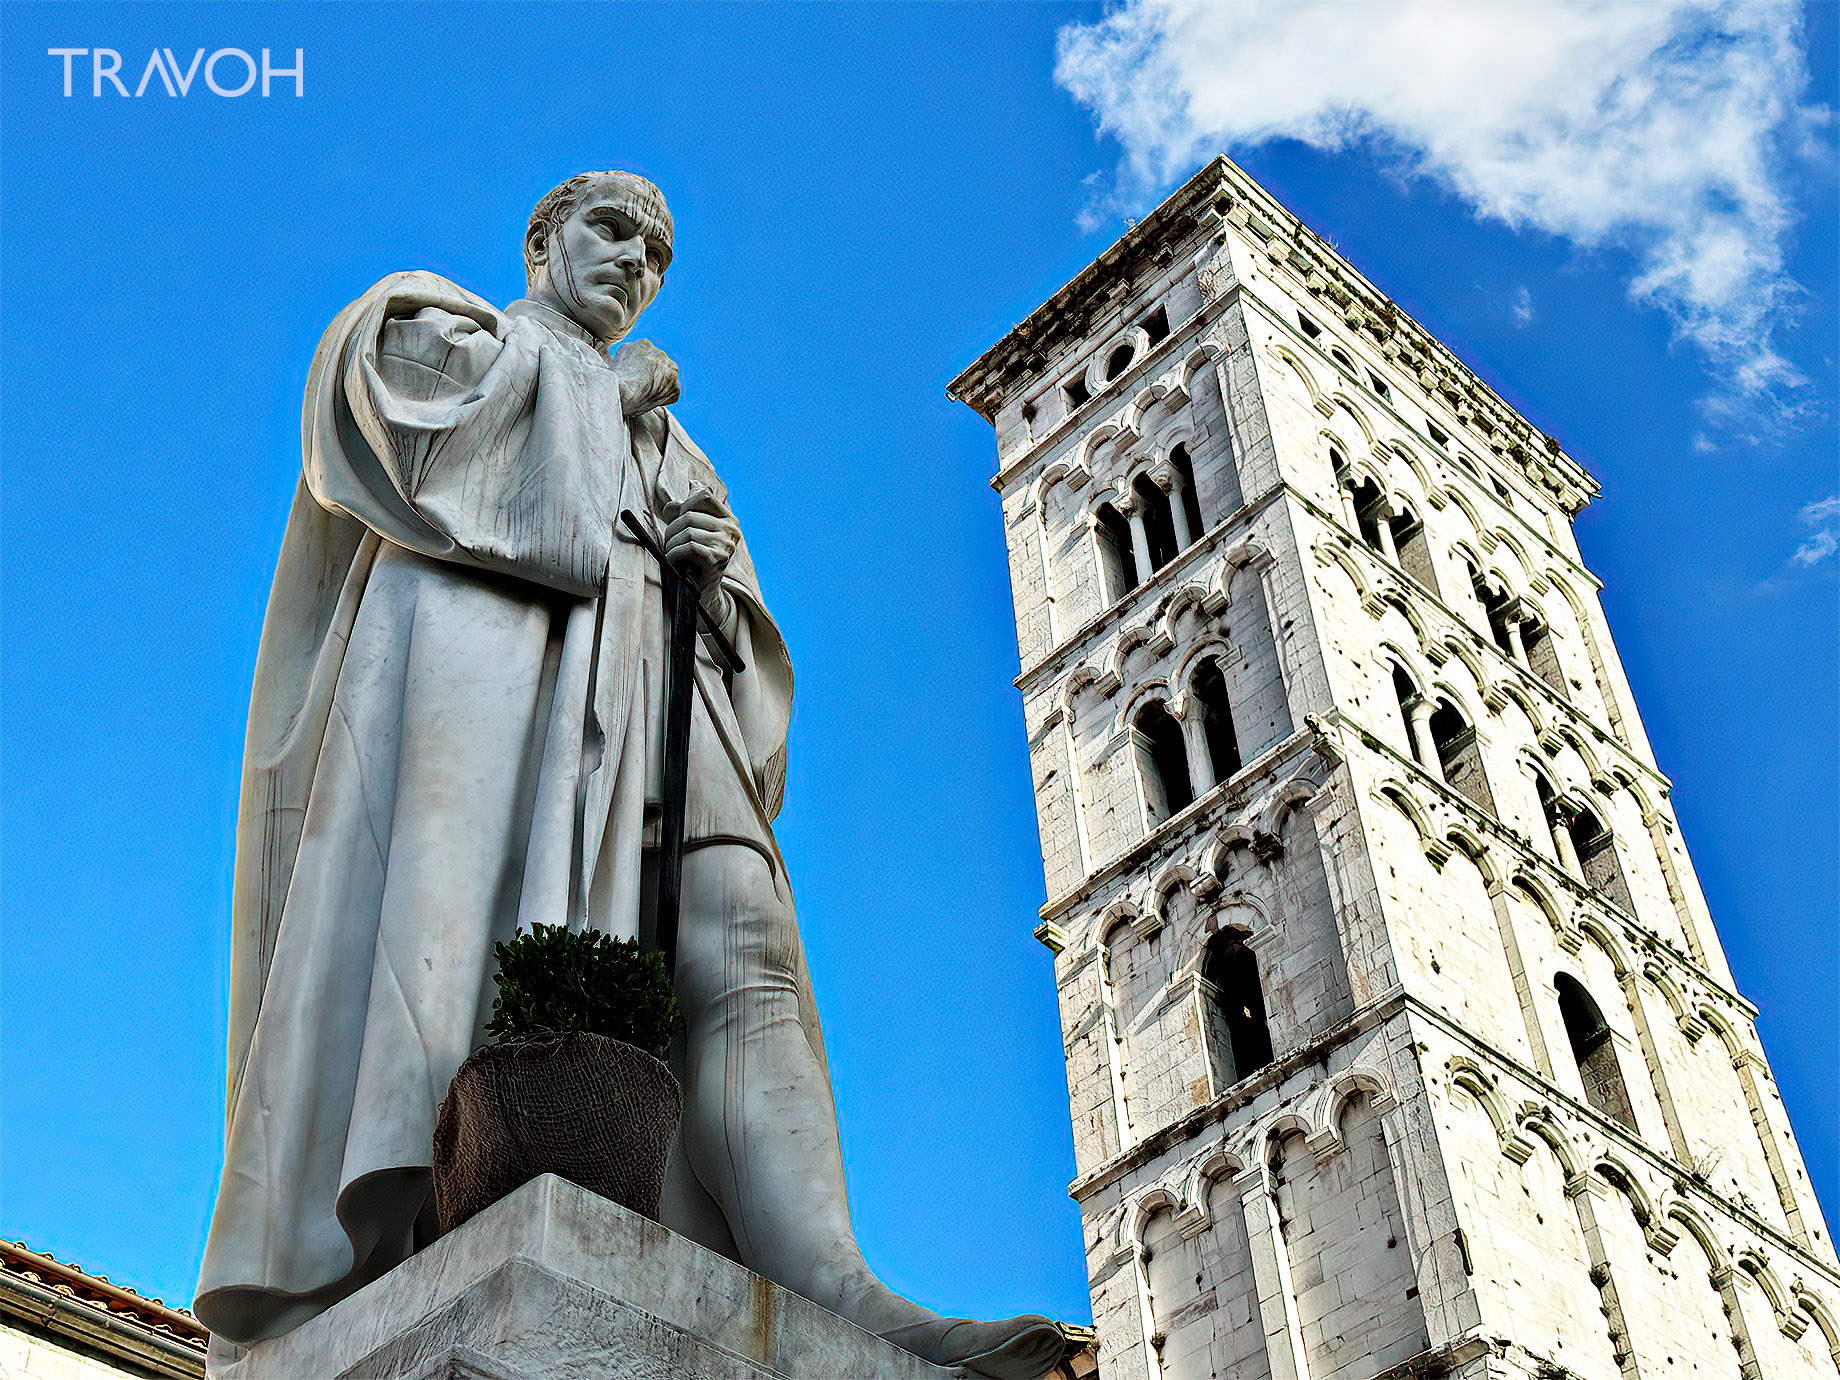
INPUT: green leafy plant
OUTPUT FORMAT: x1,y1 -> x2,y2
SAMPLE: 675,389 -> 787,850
485,924 -> 683,1059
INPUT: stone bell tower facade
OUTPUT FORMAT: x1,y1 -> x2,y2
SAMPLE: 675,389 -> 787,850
950,157 -> 1839,1380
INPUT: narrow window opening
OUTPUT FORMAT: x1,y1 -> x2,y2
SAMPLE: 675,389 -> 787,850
1140,305 -> 1171,345
1393,666 -> 1425,765
1169,443 -> 1205,542
1490,475 -> 1514,506
1556,974 -> 1638,1131
1352,478 -> 1388,551
1104,342 -> 1136,383
1568,806 -> 1633,913
1134,701 -> 1194,823
1192,657 -> 1242,783
1427,419 -> 1450,449
1298,311 -> 1323,340
1133,474 -> 1180,572
1064,375 -> 1091,409
1535,774 -> 1570,867
1331,347 -> 1356,373
1523,620 -> 1568,698
1366,370 -> 1392,402
1469,566 -> 1516,654
1430,701 -> 1496,815
1095,503 -> 1138,602
1389,508 -> 1439,593
1203,930 -> 1274,1084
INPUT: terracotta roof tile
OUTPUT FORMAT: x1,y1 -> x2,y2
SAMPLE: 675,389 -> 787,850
2,1240 -> 208,1352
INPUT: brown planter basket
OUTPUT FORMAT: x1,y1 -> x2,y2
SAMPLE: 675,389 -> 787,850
432,1030 -> 683,1235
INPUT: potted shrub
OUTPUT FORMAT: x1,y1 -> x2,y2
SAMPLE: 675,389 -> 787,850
431,924 -> 685,1234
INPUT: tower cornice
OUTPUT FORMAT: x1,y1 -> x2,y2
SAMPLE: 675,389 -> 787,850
949,155 -> 1600,514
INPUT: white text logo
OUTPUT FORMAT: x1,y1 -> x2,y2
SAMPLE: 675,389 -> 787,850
48,48 -> 303,97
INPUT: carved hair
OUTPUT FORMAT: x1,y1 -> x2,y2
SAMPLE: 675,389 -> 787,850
524,171 -> 673,286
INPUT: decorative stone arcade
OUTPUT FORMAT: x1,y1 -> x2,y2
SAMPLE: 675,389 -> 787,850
951,157 -> 1840,1380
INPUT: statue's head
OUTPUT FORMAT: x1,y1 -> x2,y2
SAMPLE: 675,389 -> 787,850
525,171 -> 673,344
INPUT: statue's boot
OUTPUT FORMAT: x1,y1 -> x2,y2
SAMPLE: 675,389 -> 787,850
844,1287 -> 1065,1377
675,847 -> 1066,1379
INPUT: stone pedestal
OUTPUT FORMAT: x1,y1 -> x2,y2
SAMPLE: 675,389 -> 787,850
209,1175 -> 966,1379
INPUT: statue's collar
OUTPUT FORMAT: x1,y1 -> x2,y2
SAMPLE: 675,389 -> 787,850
506,298 -> 607,353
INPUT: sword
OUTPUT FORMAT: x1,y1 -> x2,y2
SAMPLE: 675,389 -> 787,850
620,508 -> 745,977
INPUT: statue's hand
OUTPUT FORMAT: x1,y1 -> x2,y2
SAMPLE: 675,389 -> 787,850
662,485 -> 740,594
612,339 -> 680,416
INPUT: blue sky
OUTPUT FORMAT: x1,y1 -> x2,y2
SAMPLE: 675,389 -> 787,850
2,1 -> 1833,1328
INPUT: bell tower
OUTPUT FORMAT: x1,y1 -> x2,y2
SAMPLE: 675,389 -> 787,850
951,157 -> 1838,1380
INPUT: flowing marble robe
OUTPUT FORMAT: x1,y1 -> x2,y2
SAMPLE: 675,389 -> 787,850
195,271 -> 816,1345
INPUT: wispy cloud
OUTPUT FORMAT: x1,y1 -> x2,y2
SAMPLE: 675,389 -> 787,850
1511,286 -> 1535,328
1791,494 -> 1840,567
1054,0 -> 1825,422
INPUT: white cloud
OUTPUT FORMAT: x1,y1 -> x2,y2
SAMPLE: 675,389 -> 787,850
1791,494 -> 1840,566
1512,285 -> 1534,327
1055,0 -> 1824,415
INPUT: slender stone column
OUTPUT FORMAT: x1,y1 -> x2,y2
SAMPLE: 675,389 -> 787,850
1550,804 -> 1584,876
1643,810 -> 1710,966
1407,698 -> 1441,779
1176,696 -> 1217,795
1234,1167 -> 1310,1380
1618,970 -> 1692,1164
1335,478 -> 1360,532
1164,475 -> 1193,551
1509,617 -> 1535,668
1731,1048 -> 1812,1247
1564,1173 -> 1643,1380
1124,501 -> 1155,582
1485,878 -> 1555,1078
1373,503 -> 1401,562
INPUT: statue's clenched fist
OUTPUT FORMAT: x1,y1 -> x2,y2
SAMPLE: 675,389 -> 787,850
662,484 -> 739,593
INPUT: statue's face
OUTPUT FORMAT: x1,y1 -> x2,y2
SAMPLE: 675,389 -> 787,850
534,182 -> 667,342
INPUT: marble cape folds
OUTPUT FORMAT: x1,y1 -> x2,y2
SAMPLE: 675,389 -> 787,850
195,271 -> 816,1345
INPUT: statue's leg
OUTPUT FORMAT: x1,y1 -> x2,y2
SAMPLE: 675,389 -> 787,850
673,843 -> 1064,1380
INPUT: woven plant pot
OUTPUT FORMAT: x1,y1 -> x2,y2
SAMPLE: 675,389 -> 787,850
432,1030 -> 683,1235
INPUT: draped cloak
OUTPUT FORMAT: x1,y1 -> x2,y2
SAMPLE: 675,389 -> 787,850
194,271 -> 815,1345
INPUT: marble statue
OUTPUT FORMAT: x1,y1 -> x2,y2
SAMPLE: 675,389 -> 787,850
192,172 -> 1064,1380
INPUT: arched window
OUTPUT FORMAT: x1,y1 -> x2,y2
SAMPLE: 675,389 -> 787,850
1134,701 -> 1193,824
1568,805 -> 1633,913
1351,477 -> 1388,551
1468,565 -> 1516,654
1169,443 -> 1205,544
1556,974 -> 1638,1131
1095,503 -> 1137,602
1104,342 -> 1135,382
1190,657 -> 1242,783
1430,700 -> 1495,815
1331,347 -> 1355,373
1534,772 -> 1571,867
1393,664 -> 1427,766
1132,475 -> 1180,572
1388,504 -> 1439,593
1203,929 -> 1274,1086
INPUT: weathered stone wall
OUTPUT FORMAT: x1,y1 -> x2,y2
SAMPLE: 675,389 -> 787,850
965,156 -> 1838,1380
